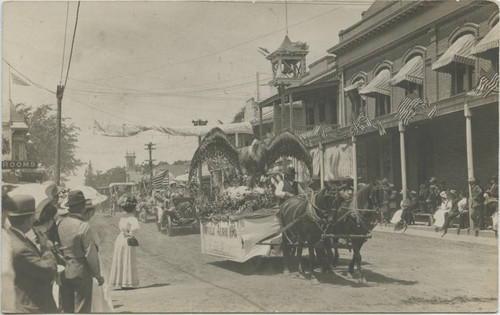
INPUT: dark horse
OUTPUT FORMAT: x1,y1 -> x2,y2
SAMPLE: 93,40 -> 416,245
278,188 -> 336,277
328,183 -> 382,283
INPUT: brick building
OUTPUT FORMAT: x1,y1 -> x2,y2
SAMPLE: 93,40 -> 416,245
257,0 -> 498,196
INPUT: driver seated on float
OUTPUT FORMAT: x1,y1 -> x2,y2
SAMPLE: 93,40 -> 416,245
338,183 -> 354,207
274,167 -> 299,205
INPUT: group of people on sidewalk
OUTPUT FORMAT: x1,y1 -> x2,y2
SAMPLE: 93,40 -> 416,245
2,182 -> 141,313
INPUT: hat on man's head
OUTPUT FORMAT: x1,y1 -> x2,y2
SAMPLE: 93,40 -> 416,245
3,194 -> 36,217
340,183 -> 352,191
449,189 -> 457,196
65,190 -> 86,208
440,191 -> 448,198
429,177 -> 437,183
285,167 -> 295,177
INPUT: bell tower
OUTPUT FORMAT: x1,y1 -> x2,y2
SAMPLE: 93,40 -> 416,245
267,35 -> 309,88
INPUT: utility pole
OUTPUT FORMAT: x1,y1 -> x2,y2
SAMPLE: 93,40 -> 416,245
145,142 -> 156,193
55,84 -> 64,185
192,119 -> 208,188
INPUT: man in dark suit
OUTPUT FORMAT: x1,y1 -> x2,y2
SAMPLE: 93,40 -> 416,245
58,190 -> 104,313
5,194 -> 58,313
469,178 -> 486,229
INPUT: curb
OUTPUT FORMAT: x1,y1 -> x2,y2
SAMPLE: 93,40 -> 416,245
373,224 -> 498,246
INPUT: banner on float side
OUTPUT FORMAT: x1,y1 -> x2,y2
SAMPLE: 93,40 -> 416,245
200,209 -> 280,262
323,141 -> 353,181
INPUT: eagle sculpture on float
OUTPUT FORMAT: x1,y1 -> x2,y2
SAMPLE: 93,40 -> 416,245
188,128 -> 313,185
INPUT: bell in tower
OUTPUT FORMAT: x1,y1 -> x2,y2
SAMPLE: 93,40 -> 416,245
267,35 -> 309,88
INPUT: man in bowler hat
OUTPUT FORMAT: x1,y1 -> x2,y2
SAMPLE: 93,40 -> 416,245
274,167 -> 299,205
58,190 -> 104,313
5,194 -> 58,313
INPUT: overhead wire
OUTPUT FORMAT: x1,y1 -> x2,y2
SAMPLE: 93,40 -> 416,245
90,5 -> 348,82
63,1 -> 81,88
59,1 -> 70,84
2,58 -> 56,94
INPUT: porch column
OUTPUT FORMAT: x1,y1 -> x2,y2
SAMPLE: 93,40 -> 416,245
319,141 -> 325,189
235,133 -> 239,147
399,122 -> 408,201
259,105 -> 263,139
352,135 -> 358,210
281,91 -> 286,132
273,102 -> 279,134
464,103 -> 475,230
289,93 -> 294,132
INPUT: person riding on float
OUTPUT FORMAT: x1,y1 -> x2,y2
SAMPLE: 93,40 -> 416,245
274,167 -> 298,205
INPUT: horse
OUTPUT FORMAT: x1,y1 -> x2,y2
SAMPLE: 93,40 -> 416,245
278,188 -> 336,277
328,183 -> 382,283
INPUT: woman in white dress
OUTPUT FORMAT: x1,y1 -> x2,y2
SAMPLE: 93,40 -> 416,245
433,191 -> 453,230
109,198 -> 140,289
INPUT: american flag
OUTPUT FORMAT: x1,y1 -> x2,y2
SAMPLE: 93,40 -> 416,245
11,72 -> 29,86
162,171 -> 170,188
396,97 -> 423,125
467,68 -> 499,98
350,111 -> 372,136
152,170 -> 167,190
375,119 -> 386,136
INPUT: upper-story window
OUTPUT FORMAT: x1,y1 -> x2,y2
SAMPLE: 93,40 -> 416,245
318,103 -> 326,123
306,105 -> 315,126
432,33 -> 477,95
391,53 -> 424,100
344,78 -> 366,118
359,68 -> 392,117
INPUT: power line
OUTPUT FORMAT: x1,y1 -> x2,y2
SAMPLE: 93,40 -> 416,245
90,5 -> 347,82
64,1 -> 80,87
60,1 -> 70,84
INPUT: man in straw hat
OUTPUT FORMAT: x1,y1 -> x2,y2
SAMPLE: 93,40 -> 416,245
57,190 -> 104,313
5,194 -> 58,313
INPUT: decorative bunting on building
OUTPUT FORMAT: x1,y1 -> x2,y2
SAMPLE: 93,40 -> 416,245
466,68 -> 499,98
350,111 -> 372,136
375,119 -> 386,136
396,97 -> 423,125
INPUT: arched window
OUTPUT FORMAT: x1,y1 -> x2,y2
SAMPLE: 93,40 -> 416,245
345,72 -> 367,118
392,49 -> 425,100
359,66 -> 392,117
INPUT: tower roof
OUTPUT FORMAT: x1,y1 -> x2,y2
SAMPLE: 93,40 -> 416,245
267,35 -> 309,60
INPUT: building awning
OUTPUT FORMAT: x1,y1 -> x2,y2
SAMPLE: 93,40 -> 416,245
471,23 -> 499,57
344,79 -> 365,93
432,34 -> 476,73
390,55 -> 424,87
359,69 -> 391,97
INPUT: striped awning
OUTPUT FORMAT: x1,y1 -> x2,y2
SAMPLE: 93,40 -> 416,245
359,69 -> 391,97
471,23 -> 499,57
390,55 -> 424,87
432,34 -> 476,73
344,79 -> 365,93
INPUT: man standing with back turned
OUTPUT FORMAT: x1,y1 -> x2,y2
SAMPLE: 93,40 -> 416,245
58,190 -> 104,313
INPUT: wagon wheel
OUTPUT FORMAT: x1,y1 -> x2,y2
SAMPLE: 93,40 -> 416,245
165,214 -> 173,236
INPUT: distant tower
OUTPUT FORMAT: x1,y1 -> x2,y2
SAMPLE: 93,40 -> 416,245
125,151 -> 137,182
267,35 -> 309,88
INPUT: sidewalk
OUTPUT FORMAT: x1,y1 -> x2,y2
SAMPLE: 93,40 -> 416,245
373,223 -> 498,246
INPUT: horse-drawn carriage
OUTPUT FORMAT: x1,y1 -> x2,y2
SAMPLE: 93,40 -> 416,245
201,185 -> 381,282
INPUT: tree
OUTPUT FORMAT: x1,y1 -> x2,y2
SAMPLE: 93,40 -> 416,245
92,166 -> 127,188
232,107 -> 245,123
84,161 -> 96,188
16,103 -> 83,182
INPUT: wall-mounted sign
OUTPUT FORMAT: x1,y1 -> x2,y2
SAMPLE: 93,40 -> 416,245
2,160 -> 38,169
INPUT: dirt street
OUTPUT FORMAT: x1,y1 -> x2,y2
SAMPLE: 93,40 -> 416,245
91,213 -> 497,313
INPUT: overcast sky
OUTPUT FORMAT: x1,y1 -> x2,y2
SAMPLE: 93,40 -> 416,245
2,1 -> 372,187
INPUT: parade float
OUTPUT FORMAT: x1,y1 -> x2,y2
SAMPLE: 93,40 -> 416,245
188,127 -> 312,264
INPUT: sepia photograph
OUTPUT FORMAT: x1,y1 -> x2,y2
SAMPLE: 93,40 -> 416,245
1,0 -> 498,313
